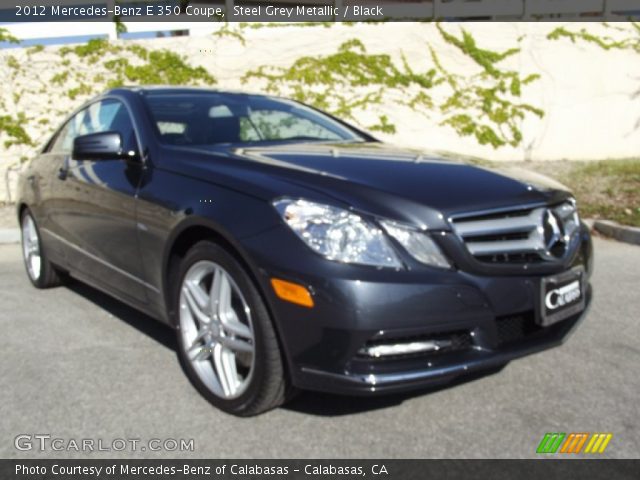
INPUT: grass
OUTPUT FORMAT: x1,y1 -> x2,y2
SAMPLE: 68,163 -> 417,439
522,159 -> 640,227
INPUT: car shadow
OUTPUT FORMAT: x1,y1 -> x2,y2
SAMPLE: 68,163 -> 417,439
64,280 -> 506,417
66,280 -> 177,351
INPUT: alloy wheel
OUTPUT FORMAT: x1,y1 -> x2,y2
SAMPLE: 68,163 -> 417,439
178,260 -> 255,400
21,214 -> 41,281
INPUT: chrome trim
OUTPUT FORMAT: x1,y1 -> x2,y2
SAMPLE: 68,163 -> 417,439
40,228 -> 160,293
450,201 -> 580,263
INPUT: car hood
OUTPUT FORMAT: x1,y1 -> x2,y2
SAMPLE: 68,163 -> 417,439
226,142 -> 570,227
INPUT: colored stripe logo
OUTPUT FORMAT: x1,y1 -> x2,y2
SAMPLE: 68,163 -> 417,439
537,433 -> 612,454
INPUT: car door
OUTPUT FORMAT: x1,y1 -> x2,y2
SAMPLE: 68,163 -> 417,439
48,98 -> 148,304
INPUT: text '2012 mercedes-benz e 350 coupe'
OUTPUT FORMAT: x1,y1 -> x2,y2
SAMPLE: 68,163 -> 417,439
18,87 -> 593,416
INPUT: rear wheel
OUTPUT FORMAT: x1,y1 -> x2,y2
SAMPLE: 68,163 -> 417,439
20,210 -> 63,289
174,241 -> 289,416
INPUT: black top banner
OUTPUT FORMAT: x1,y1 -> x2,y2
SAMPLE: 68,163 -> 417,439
2,459 -> 639,480
1,0 -> 640,22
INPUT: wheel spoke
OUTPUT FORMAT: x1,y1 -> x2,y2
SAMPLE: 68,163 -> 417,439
213,344 -> 239,397
182,284 -> 210,325
210,267 -> 232,319
185,279 -> 209,310
219,335 -> 253,354
221,310 -> 253,339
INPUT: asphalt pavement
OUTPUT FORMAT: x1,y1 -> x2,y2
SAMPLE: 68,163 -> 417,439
0,237 -> 638,459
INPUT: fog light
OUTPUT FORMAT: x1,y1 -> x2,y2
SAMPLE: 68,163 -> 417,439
359,339 -> 453,358
271,278 -> 314,308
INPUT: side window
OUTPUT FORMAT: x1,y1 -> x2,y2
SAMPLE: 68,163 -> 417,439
49,99 -> 138,154
49,120 -> 73,153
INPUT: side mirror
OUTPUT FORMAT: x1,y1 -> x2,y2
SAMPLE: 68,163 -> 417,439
72,131 -> 124,161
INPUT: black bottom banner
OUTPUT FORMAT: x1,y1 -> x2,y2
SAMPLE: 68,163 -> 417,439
2,459 -> 638,480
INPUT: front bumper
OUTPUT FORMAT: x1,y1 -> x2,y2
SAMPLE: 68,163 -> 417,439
241,224 -> 593,395
296,297 -> 590,395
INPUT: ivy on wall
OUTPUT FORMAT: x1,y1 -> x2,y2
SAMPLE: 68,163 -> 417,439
58,38 -> 215,88
0,114 -> 33,148
243,24 -> 544,147
0,27 -> 19,44
431,24 -> 543,148
243,38 -> 435,134
0,37 -> 216,173
547,23 -> 640,52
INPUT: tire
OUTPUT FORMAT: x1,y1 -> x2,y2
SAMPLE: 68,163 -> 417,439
173,240 -> 289,416
20,209 -> 63,289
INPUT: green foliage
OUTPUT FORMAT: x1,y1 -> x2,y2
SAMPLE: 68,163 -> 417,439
548,25 -> 640,53
432,25 -> 544,148
59,38 -> 116,60
243,39 -> 434,123
51,71 -> 70,86
243,26 -> 543,149
27,45 -> 44,54
0,27 -> 19,44
6,56 -> 20,70
59,40 -> 215,89
0,114 -> 33,148
0,37 -> 216,156
67,83 -> 93,100
369,115 -> 396,134
213,24 -> 246,45
115,50 -> 214,85
54,39 -> 215,99
437,24 -> 519,78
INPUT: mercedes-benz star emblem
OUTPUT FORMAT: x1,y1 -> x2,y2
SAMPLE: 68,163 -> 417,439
542,209 -> 566,258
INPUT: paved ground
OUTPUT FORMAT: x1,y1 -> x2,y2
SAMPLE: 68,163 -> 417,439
0,237 -> 638,459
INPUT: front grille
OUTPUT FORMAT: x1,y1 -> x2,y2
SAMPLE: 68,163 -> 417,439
450,201 -> 580,264
496,312 -> 542,347
358,330 -> 472,361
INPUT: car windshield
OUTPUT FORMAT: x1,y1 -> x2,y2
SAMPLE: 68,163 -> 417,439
143,92 -> 365,146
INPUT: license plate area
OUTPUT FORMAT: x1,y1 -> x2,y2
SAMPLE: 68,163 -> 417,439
539,267 -> 585,327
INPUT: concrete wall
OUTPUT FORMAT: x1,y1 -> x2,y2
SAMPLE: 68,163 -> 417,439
1,22 -> 638,201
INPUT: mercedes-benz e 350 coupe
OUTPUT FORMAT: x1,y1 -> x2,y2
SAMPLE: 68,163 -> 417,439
18,87 -> 593,416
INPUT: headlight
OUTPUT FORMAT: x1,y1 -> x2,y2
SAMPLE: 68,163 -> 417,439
273,198 -> 401,268
380,220 -> 451,269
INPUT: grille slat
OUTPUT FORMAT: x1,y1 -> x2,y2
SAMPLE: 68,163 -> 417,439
451,201 -> 579,264
466,236 -> 542,256
453,208 -> 540,238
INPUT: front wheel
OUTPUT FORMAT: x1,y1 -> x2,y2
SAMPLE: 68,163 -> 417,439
174,241 -> 289,416
20,209 -> 63,289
